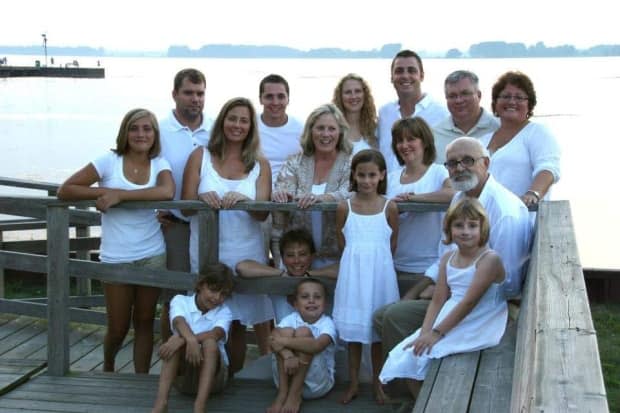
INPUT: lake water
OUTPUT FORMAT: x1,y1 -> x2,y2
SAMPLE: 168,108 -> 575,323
1,55 -> 619,270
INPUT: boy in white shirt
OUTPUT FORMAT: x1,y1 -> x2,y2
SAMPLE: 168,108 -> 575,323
267,278 -> 337,413
152,263 -> 234,413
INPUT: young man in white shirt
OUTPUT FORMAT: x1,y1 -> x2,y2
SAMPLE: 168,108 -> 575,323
377,50 -> 448,171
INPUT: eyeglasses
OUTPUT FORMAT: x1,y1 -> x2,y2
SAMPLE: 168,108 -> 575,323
444,156 -> 483,169
446,90 -> 476,100
497,94 -> 529,102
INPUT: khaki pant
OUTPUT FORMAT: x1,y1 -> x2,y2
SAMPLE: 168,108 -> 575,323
173,352 -> 228,396
372,299 -> 430,361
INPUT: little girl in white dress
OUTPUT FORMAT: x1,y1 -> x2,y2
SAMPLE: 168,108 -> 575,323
379,197 -> 508,398
333,149 -> 400,404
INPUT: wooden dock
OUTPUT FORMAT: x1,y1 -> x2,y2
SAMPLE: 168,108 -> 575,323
0,314 -> 406,412
0,66 -> 105,79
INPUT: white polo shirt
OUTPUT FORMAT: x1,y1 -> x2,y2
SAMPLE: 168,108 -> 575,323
159,110 -> 212,220
170,293 -> 233,364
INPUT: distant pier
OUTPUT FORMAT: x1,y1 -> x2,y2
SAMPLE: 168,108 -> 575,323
0,65 -> 105,79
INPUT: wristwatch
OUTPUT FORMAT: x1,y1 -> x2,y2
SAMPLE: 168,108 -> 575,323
526,189 -> 541,201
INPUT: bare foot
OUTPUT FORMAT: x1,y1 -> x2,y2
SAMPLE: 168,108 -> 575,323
340,383 -> 359,404
151,401 -> 168,413
267,392 -> 287,413
193,401 -> 205,413
373,380 -> 389,405
282,393 -> 302,413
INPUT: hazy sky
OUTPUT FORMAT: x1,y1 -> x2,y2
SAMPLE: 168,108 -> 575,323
3,1 -> 617,53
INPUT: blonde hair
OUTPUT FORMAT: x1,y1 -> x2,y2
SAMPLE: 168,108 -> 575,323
300,103 -> 352,156
332,73 -> 377,148
443,198 -> 490,246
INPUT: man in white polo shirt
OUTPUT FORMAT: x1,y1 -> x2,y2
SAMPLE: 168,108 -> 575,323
377,49 -> 448,171
258,74 -> 303,185
159,68 -> 212,340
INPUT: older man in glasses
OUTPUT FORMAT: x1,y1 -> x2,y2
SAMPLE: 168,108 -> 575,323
373,137 -> 531,365
432,70 -> 499,165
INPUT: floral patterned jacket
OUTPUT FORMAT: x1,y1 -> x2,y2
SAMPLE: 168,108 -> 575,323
272,151 -> 352,261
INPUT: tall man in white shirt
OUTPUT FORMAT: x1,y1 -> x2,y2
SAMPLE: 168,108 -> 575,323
373,137 -> 532,360
258,74 -> 303,184
257,74 -> 304,264
432,70 -> 500,165
377,50 -> 448,171
158,68 -> 211,340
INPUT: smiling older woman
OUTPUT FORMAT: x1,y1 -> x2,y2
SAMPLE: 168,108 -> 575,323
480,71 -> 561,207
272,103 -> 353,268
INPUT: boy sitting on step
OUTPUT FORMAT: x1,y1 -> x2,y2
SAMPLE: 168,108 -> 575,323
267,278 -> 337,413
152,263 -> 233,413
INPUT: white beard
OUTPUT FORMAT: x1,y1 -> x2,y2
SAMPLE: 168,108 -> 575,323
451,172 -> 479,192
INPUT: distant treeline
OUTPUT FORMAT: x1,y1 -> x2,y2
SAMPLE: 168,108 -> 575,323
1,41 -> 619,59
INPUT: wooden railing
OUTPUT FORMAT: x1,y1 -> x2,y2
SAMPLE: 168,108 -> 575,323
0,176 -> 608,411
0,194 -> 447,376
510,201 -> 608,412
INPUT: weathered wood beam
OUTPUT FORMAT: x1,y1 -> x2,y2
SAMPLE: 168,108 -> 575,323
510,201 -> 608,412
46,205 -> 70,376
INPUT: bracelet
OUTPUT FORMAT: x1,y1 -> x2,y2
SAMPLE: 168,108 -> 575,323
432,328 -> 445,338
526,190 -> 541,201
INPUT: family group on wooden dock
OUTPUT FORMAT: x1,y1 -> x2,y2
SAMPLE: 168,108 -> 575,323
54,49 -> 561,413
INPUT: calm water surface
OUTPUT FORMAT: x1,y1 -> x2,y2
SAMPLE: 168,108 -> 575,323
1,55 -> 619,269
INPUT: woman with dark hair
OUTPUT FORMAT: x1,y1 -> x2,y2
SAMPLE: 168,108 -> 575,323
182,97 -> 273,375
387,117 -> 454,277
58,108 -> 174,373
481,71 -> 561,207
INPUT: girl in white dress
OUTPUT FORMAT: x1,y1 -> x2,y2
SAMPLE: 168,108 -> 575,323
57,108 -> 175,374
333,149 -> 400,404
379,198 -> 507,399
182,97 -> 273,376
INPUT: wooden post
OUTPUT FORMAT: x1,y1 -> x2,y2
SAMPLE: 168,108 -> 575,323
47,204 -> 70,376
74,223 -> 92,296
0,231 -> 4,298
197,209 -> 218,274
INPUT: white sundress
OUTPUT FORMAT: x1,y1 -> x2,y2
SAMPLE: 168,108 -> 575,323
379,249 -> 508,382
333,198 -> 400,343
189,148 -> 274,326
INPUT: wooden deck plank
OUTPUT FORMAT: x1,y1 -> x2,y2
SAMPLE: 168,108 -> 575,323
0,316 -> 36,342
423,351 -> 480,413
0,359 -> 46,396
0,329 -> 48,360
469,321 -> 516,412
0,318 -> 46,356
412,357 -> 441,413
24,322 -> 100,362
0,313 -> 17,328
0,372 -> 404,412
